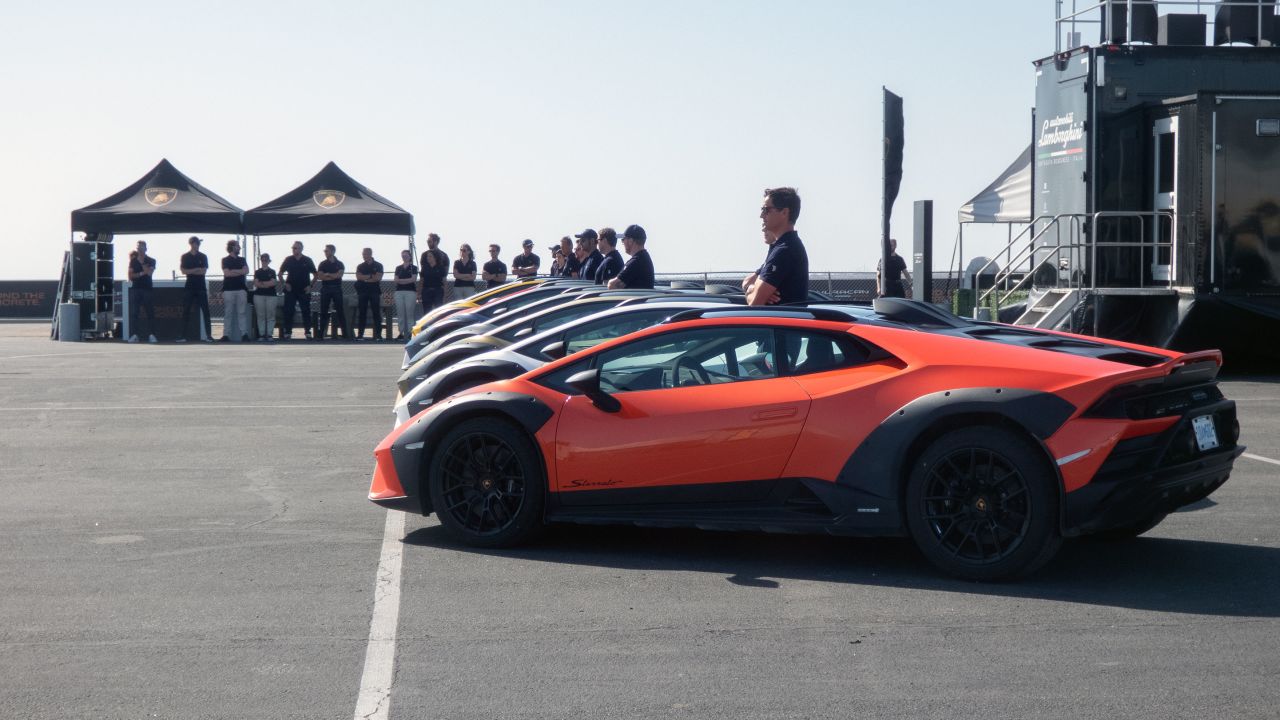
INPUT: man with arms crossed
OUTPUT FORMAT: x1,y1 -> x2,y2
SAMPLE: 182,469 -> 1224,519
178,236 -> 212,343
743,186 -> 808,306
483,244 -> 508,288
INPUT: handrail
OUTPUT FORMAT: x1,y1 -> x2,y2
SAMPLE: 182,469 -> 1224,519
1056,0 -> 1276,53
971,209 -> 1180,322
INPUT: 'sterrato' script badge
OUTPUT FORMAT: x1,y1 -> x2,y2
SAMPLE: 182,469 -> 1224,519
313,190 -> 346,209
144,188 -> 177,207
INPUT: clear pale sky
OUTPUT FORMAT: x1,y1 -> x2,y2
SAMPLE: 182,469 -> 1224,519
0,1 -> 1054,281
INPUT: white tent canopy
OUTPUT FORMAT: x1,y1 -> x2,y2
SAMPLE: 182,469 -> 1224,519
958,145 -> 1032,224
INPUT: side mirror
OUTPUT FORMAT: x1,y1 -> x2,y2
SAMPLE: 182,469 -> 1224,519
566,368 -> 620,413
540,340 -> 567,360
514,327 -> 534,339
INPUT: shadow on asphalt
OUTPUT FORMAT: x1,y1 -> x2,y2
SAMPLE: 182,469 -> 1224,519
404,522 -> 1279,618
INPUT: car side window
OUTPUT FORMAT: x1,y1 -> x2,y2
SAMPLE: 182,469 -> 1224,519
562,309 -> 671,354
780,330 -> 869,375
598,327 -> 776,393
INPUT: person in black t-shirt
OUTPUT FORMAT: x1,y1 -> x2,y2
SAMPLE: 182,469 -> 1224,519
221,239 -> 251,342
252,253 -> 279,342
744,186 -> 809,306
393,249 -> 419,340
127,240 -> 157,343
418,233 -> 449,311
354,247 -> 385,341
278,241 -> 317,339
316,244 -> 349,340
452,243 -> 478,300
482,244 -> 508,288
594,228 -> 624,285
178,236 -> 212,343
876,238 -> 911,298
608,225 -> 655,290
512,239 -> 540,278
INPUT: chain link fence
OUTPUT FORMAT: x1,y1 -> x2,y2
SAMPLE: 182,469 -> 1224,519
176,272 -> 965,321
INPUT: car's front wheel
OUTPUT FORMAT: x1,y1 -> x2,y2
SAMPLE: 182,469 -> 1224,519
905,426 -> 1062,581
426,417 -> 545,547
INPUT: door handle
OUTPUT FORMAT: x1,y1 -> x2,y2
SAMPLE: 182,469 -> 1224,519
751,407 -> 798,421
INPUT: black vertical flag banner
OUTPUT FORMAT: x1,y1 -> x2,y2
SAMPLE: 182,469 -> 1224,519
881,87 -> 904,295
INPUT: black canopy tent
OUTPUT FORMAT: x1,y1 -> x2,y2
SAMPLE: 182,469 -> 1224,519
242,161 -> 416,261
70,158 -> 245,236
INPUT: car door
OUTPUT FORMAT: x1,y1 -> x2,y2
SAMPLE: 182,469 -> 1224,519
550,326 -> 811,505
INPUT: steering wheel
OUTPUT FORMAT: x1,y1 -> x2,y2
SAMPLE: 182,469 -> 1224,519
674,356 -> 711,386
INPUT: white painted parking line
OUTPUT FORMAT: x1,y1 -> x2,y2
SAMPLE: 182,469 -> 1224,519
1243,452 -> 1280,467
353,510 -> 406,720
0,404 -> 387,412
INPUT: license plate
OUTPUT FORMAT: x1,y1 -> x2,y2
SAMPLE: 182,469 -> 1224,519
1192,415 -> 1219,452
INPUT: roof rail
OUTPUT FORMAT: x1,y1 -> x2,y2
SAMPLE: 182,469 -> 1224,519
871,297 -> 969,328
663,305 -> 863,324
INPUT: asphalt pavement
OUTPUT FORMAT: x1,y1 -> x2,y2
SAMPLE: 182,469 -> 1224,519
1,323 -> 1277,720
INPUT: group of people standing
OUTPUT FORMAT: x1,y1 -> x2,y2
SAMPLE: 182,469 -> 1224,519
123,185 -> 900,345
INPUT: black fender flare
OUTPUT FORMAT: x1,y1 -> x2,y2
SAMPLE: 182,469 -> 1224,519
406,359 -> 532,418
391,391 -> 556,515
832,387 -> 1076,530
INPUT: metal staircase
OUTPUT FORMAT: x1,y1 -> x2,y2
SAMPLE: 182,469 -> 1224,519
971,211 -> 1178,336
1014,288 -> 1080,329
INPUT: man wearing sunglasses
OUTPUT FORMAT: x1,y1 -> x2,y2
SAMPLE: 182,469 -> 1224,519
743,186 -> 808,306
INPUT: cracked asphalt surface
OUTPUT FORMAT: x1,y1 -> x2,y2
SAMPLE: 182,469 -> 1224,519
1,324 -> 1277,719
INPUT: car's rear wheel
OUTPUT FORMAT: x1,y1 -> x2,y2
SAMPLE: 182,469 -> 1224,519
426,417 -> 545,547
905,427 -> 1061,581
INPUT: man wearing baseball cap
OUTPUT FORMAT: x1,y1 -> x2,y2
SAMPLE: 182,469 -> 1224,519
512,239 -> 541,278
177,236 -> 212,343
574,229 -> 602,280
607,225 -> 655,290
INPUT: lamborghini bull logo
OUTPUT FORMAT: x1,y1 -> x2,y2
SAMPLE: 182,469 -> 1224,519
144,188 -> 178,207
313,190 -> 346,209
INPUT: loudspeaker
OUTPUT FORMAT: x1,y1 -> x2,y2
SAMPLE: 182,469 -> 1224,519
1214,0 -> 1276,45
1103,1 -> 1159,44
1159,13 -> 1207,45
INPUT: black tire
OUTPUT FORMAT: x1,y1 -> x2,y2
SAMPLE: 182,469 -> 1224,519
425,417 -> 545,548
904,426 -> 1062,581
1090,512 -> 1168,541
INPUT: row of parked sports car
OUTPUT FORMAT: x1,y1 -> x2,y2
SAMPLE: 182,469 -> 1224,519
370,277 -> 1245,580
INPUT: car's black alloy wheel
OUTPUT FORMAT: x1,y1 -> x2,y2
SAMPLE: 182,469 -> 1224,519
906,427 -> 1061,580
426,417 -> 545,547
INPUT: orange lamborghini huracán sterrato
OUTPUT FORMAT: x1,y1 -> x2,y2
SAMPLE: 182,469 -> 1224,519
370,300 -> 1243,580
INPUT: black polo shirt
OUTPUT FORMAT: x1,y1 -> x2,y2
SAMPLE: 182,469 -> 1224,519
318,258 -> 344,289
512,252 -> 540,276
579,250 -> 604,281
420,250 -> 449,289
279,255 -> 316,293
483,259 -> 508,288
395,263 -> 418,289
129,256 -> 156,290
222,255 -> 248,292
616,248 -> 655,289
356,260 -> 383,295
560,254 -> 581,278
180,251 -> 208,291
253,267 -> 277,297
756,231 -> 809,305
595,249 -> 624,284
453,258 -> 477,278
